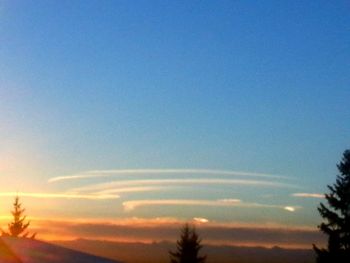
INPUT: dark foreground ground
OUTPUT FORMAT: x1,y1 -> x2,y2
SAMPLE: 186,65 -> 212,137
56,239 -> 315,263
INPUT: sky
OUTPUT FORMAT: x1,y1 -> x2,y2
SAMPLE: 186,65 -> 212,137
0,0 -> 349,248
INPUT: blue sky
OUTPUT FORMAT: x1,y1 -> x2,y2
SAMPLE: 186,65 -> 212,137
0,0 -> 349,244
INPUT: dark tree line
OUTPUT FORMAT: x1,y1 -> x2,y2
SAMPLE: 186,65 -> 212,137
314,149 -> 350,262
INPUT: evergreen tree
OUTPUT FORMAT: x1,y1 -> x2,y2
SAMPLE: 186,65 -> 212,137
169,223 -> 206,263
2,196 -> 36,239
313,150 -> 350,262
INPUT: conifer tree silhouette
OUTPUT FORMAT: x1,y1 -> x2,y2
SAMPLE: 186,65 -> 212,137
169,223 -> 206,263
2,196 -> 36,239
313,150 -> 350,262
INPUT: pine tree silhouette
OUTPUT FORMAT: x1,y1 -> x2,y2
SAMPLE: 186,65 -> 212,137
169,223 -> 206,263
313,150 -> 350,262
2,196 -> 36,239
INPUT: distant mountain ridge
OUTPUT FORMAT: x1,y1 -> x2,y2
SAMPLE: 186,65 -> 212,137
0,237 -> 122,263
55,239 -> 315,263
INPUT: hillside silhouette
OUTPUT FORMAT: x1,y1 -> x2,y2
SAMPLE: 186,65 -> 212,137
0,237 -> 122,263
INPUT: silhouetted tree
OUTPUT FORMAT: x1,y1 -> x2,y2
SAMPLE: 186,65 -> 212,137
169,223 -> 206,263
313,150 -> 350,262
1,196 -> 36,239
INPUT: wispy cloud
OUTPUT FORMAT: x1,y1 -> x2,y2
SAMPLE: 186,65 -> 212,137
0,192 -> 120,200
218,198 -> 243,203
284,206 -> 296,212
122,199 -> 299,212
193,217 -> 209,223
49,168 -> 287,183
123,199 -> 241,211
70,178 -> 296,194
91,186 -> 162,195
292,193 -> 324,199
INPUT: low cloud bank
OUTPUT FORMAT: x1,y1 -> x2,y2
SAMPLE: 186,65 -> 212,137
10,218 -> 326,249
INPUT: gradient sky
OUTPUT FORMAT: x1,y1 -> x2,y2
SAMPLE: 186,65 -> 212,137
0,0 -> 349,247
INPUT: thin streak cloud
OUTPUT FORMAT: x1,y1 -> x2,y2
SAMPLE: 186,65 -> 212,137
123,199 -> 241,211
292,193 -> 325,198
48,169 -> 287,183
284,206 -> 296,212
70,179 -> 297,193
0,192 -> 120,200
91,186 -> 162,195
122,199 -> 299,212
193,217 -> 209,223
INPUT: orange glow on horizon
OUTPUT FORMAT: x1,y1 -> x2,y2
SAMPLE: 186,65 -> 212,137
34,232 -> 318,250
0,216 -> 323,250
0,216 -> 318,231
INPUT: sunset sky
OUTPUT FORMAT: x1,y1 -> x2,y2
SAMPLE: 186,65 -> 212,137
0,0 -> 349,248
